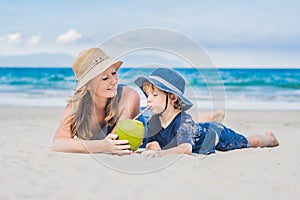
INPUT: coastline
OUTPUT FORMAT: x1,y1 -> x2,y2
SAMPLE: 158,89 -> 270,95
0,106 -> 299,199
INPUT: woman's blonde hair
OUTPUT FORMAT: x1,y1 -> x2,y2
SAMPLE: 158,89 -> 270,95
65,85 -> 119,139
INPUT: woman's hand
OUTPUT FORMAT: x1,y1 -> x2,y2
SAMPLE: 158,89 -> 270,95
103,134 -> 132,155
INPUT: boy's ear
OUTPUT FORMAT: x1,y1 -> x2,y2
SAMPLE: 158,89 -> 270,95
169,94 -> 178,101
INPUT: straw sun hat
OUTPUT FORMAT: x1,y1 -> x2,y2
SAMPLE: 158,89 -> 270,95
72,47 -> 123,91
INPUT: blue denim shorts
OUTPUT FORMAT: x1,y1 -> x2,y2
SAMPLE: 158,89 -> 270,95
193,122 -> 249,154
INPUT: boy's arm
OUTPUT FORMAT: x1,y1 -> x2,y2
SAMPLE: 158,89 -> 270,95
142,143 -> 192,157
158,143 -> 192,157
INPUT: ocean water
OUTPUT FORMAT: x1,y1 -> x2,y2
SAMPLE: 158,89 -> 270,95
0,67 -> 299,110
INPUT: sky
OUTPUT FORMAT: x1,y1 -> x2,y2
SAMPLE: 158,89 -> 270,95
0,0 -> 300,68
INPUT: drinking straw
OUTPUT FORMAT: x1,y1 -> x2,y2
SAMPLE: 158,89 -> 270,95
133,106 -> 150,120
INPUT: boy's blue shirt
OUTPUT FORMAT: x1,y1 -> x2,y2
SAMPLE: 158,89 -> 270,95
147,111 -> 199,149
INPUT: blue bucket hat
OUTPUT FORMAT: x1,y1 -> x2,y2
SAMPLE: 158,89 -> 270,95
134,68 -> 193,111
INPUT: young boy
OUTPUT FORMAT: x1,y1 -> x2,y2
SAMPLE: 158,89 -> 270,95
134,68 -> 279,157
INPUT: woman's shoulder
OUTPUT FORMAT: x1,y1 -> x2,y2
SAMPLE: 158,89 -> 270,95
120,85 -> 137,93
120,85 -> 140,100
61,103 -> 72,115
117,85 -> 140,119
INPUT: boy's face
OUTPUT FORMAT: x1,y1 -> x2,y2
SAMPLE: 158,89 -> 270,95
144,86 -> 167,114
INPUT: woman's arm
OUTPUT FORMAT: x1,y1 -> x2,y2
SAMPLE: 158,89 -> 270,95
52,104 -> 131,155
52,134 -> 132,155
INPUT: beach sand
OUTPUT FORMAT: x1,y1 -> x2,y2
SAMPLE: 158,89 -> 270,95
0,106 -> 299,199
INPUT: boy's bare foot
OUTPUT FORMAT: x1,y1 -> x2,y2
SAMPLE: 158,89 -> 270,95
197,109 -> 225,123
265,131 -> 279,147
212,109 -> 225,123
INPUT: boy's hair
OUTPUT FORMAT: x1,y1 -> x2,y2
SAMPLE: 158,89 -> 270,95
142,81 -> 186,110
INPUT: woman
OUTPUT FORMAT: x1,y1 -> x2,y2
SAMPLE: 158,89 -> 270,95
52,47 -> 140,155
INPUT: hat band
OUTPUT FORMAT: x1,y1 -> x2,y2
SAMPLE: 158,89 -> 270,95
77,55 -> 108,81
149,75 -> 183,95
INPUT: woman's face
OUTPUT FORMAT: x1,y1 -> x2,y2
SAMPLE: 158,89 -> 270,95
89,65 -> 119,99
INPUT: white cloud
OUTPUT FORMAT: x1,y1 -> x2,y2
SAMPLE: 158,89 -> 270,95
7,32 -> 22,41
28,35 -> 41,45
57,30 -> 82,44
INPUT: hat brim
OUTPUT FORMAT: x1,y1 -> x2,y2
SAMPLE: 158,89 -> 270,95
76,58 -> 123,91
135,76 -> 193,111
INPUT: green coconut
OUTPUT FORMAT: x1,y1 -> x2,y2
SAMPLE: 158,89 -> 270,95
116,119 -> 145,151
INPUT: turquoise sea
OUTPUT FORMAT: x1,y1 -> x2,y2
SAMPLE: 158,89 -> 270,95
0,67 -> 299,110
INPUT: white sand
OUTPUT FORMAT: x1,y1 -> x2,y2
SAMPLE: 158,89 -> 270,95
0,106 -> 299,200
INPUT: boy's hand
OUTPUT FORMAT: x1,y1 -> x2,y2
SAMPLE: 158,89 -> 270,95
141,150 -> 161,158
146,141 -> 161,150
